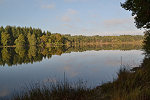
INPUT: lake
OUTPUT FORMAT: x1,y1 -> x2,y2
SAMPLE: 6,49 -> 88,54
0,44 -> 145,99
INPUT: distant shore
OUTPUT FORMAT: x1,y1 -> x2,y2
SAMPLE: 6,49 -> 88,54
0,41 -> 143,48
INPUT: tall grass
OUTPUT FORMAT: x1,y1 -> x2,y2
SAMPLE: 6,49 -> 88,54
12,80 -> 97,100
11,62 -> 150,100
95,66 -> 150,100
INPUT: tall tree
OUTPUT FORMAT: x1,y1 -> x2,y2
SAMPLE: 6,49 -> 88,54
122,0 -> 150,56
14,34 -> 26,46
5,26 -> 14,45
121,0 -> 150,29
55,33 -> 62,43
40,35 -> 48,47
1,32 -> 11,46
27,33 -> 37,46
0,26 -> 4,45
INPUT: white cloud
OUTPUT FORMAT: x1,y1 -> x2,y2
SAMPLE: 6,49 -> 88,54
61,9 -> 78,22
67,9 -> 78,15
103,18 -> 133,27
41,3 -> 55,9
61,16 -> 71,22
112,30 -> 143,35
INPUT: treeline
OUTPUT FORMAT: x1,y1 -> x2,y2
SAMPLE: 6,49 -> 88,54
0,26 -> 144,47
0,26 -> 67,47
64,34 -> 144,45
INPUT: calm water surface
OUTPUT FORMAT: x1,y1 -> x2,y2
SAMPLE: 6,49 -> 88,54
0,46 -> 144,98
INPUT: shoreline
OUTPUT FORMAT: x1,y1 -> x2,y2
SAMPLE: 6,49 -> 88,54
0,42 -> 143,48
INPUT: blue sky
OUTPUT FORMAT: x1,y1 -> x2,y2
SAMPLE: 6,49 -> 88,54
0,0 -> 144,36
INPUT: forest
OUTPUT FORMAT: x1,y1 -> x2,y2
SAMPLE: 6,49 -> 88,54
64,34 -> 143,45
0,26 -> 144,47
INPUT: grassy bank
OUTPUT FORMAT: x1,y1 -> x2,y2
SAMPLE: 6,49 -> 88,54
11,81 -> 96,100
10,63 -> 150,100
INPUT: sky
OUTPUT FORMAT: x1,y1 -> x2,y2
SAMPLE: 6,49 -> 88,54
0,0 -> 144,36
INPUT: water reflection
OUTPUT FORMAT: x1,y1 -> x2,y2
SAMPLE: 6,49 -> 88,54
0,44 -> 142,66
0,44 -> 144,99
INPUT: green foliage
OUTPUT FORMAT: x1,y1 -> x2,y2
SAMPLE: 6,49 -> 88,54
143,30 -> 150,56
15,34 -> 26,46
0,26 -> 144,47
27,33 -> 37,46
0,26 -> 66,47
0,26 -> 4,45
39,34 -> 48,47
55,33 -> 63,43
93,62 -> 150,100
64,35 -> 144,45
120,2 -> 150,99
121,0 -> 150,29
1,32 -> 11,46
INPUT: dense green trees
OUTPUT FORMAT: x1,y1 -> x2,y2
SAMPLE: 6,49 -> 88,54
0,26 -> 144,47
1,32 -> 11,46
64,34 -> 143,45
27,33 -> 37,46
122,0 -> 150,56
15,34 -> 26,46
121,0 -> 150,29
101,1 -> 150,99
0,26 -> 66,47
143,30 -> 150,55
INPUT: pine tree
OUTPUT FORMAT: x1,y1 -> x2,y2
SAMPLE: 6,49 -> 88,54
27,33 -> 37,46
1,32 -> 11,46
14,34 -> 26,46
